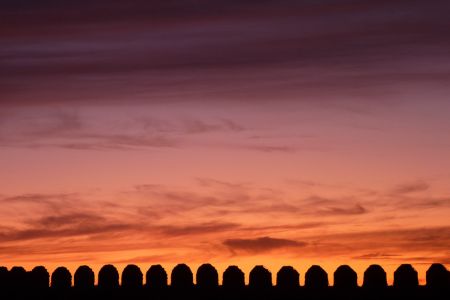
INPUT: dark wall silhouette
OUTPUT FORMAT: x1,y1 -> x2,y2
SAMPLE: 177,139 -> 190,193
363,264 -> 387,289
196,263 -> 218,288
276,266 -> 299,288
0,266 -> 8,289
9,266 -> 27,288
171,264 -> 193,288
394,264 -> 418,289
222,265 -> 245,289
30,266 -> 49,289
305,265 -> 328,288
122,264 -> 143,288
146,265 -> 168,288
249,265 -> 272,288
74,265 -> 95,289
333,265 -> 357,288
426,263 -> 449,289
98,264 -> 119,289
1,262 -> 448,300
51,267 -> 72,289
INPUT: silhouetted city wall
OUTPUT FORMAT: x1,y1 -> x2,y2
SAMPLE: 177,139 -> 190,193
0,263 -> 448,299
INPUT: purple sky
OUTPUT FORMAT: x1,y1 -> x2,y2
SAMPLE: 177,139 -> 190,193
2,0 -> 450,105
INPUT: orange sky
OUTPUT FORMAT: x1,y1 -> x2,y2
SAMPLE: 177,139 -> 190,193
1,101 -> 449,284
1,0 -> 450,285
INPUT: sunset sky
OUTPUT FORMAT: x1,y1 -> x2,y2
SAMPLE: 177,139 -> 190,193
1,0 -> 449,284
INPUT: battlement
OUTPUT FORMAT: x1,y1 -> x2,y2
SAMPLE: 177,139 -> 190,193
0,263 -> 448,299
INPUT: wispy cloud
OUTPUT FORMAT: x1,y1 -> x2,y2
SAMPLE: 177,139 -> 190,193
0,105 -> 348,154
158,222 -> 240,237
0,110 -> 178,150
181,118 -> 244,134
306,226 -> 450,258
319,203 -> 367,215
1,193 -> 76,204
365,181 -> 450,211
352,252 -> 401,260
0,109 -> 252,151
224,236 -> 307,254
390,196 -> 450,210
245,145 -> 297,153
390,181 -> 430,195
0,217 -> 134,243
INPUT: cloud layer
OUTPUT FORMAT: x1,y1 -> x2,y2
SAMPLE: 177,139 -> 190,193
1,0 -> 450,104
0,179 -> 449,265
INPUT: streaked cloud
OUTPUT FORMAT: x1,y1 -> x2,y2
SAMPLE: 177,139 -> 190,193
0,109 -> 252,150
224,237 -> 307,253
0,214 -> 134,243
390,181 -> 430,195
2,1 -> 449,105
319,203 -> 367,215
158,222 -> 240,237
